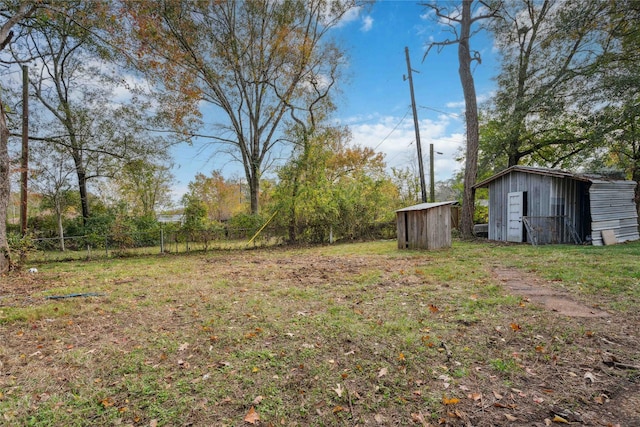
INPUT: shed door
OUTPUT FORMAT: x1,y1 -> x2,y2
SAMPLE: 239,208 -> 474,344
507,192 -> 525,242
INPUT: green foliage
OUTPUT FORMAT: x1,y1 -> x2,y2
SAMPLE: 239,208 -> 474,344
181,196 -> 207,232
7,231 -> 36,266
226,213 -> 264,239
271,127 -> 398,243
480,0 -> 612,169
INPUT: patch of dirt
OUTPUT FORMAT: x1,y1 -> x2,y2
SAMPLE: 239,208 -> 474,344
2,252 -> 640,426
492,265 -> 640,425
493,267 -> 610,318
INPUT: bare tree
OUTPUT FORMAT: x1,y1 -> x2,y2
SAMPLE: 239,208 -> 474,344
422,0 -> 502,238
124,0 -> 357,214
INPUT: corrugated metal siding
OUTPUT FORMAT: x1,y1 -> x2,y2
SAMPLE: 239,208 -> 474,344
589,180 -> 640,245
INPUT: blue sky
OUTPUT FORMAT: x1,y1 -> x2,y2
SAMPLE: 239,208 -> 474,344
169,0 -> 499,201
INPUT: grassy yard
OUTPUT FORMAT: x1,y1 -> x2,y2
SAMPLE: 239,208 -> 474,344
1,240 -> 639,426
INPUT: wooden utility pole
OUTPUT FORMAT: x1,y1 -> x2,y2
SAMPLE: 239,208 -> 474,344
429,143 -> 435,202
404,46 -> 427,203
20,64 -> 28,236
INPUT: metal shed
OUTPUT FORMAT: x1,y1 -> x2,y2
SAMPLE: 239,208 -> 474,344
396,201 -> 457,250
474,166 -> 639,245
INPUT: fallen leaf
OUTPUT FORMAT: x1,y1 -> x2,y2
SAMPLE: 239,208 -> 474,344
374,413 -> 385,424
594,394 -> 607,404
428,304 -> 439,313
100,397 -> 115,408
493,390 -> 503,400
244,406 -> 260,424
150,420 -> 158,427
333,383 -> 344,398
469,392 -> 482,401
505,414 -> 518,421
332,405 -> 344,414
442,396 -> 460,405
178,343 -> 189,352
398,352 -> 406,362
552,415 -> 569,424
510,323 -> 521,331
411,412 -> 430,426
584,372 -> 596,383
378,367 -> 388,378
252,395 -> 263,405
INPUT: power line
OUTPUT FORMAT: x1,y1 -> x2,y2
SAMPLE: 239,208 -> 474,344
418,105 -> 462,118
372,108 -> 411,152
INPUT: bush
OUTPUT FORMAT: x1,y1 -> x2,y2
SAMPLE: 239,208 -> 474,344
226,213 -> 264,239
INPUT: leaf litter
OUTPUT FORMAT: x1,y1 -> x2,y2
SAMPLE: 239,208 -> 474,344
1,245 -> 639,426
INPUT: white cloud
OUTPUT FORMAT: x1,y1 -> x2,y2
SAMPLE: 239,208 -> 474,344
335,6 -> 361,28
445,100 -> 466,109
346,114 -> 465,181
360,15 -> 373,32
445,90 -> 495,111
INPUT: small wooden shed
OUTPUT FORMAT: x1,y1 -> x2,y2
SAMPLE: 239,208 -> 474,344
474,166 -> 640,245
396,201 -> 457,250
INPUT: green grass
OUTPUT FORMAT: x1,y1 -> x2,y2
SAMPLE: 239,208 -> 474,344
1,239 -> 639,425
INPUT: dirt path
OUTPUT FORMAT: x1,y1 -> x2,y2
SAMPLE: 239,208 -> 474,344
493,266 -> 610,318
493,265 -> 640,425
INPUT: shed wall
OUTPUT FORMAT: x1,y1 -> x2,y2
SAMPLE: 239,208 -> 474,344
487,171 -> 584,242
396,205 -> 451,250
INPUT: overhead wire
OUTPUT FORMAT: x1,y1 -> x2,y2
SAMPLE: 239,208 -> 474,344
371,107 -> 411,152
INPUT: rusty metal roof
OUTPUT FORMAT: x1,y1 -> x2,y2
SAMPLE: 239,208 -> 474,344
474,166 -> 596,188
395,201 -> 459,212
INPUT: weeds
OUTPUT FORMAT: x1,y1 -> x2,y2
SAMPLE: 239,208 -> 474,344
1,240 -> 639,425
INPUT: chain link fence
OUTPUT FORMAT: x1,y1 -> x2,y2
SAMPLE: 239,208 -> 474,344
23,221 -> 396,262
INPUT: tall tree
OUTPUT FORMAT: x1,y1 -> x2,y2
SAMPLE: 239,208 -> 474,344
273,131 -> 396,243
592,0 -> 640,212
0,1 -> 37,272
124,0 -> 356,214
30,142 -> 76,251
12,1 -> 164,224
116,159 -> 175,218
183,171 -> 245,222
422,0 -> 501,239
480,0 -> 610,170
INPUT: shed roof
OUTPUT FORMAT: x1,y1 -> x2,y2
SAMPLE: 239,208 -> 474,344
396,201 -> 458,213
474,166 -> 593,188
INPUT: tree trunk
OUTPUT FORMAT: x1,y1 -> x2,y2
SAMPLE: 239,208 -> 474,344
249,164 -> 260,215
71,152 -> 90,224
0,98 -> 11,272
458,0 -> 480,239
56,198 -> 65,252
288,174 -> 299,243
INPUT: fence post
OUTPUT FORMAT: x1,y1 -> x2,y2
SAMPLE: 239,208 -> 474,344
160,227 -> 164,253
